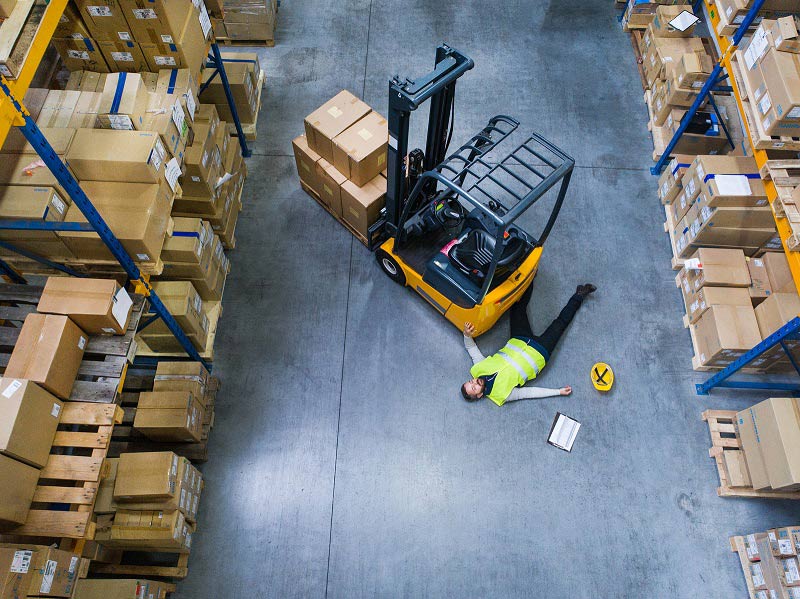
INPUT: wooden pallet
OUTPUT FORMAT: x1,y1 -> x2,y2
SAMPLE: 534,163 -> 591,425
300,181 -> 371,248
108,377 -> 219,463
730,52 -> 800,152
216,37 -> 275,47
0,0 -> 46,80
0,402 -> 123,548
760,159 -> 800,249
702,410 -> 800,499
0,284 -> 146,403
91,550 -> 190,580
730,535 -> 760,599
628,31 -> 648,92
664,203 -> 688,270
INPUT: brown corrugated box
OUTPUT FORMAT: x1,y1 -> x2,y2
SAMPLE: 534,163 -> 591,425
685,285 -> 751,325
332,111 -> 388,186
0,455 -> 38,528
65,129 -> 166,183
113,451 -> 178,502
97,40 -> 148,73
751,397 -> 800,490
304,90 -> 371,164
95,73 -> 149,130
0,378 -> 63,468
0,544 -> 80,597
685,248 -> 751,291
763,251 -> 795,293
54,2 -> 92,39
315,157 -> 346,217
133,391 -> 204,443
74,579 -> 171,599
340,174 -> 386,239
292,135 -> 322,197
110,509 -> 192,552
153,361 -> 210,407
73,0 -> 133,41
51,37 -> 110,73
736,406 -> 772,491
755,293 -> 800,349
144,281 -> 208,344
58,180 -> 173,264
119,0 -> 195,44
722,449 -> 752,488
693,304 -> 762,368
746,257 -> 772,304
37,277 -> 133,335
5,314 -> 87,401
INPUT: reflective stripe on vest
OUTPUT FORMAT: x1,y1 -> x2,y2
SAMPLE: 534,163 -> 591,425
499,350 -> 530,384
503,342 -> 541,377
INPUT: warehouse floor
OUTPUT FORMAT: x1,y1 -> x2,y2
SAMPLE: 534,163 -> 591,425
177,2 -> 800,597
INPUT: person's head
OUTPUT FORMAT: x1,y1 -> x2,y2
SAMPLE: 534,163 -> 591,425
461,377 -> 485,402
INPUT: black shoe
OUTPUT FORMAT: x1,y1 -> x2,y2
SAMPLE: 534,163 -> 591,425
576,283 -> 597,297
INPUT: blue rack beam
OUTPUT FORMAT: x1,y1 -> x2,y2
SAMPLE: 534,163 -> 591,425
203,43 -> 253,158
650,0 -> 766,175
0,77 -> 211,372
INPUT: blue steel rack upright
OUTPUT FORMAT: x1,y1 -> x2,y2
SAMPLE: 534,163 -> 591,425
647,0 -> 800,395
0,42 -> 255,372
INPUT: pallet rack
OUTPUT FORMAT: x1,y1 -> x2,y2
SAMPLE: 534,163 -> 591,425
0,3 -> 253,372
648,0 -> 800,395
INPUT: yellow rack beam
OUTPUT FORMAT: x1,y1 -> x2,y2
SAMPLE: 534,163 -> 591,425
704,0 -> 800,297
0,0 -> 67,146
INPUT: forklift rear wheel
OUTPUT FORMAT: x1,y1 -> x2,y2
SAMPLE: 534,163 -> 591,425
376,250 -> 406,286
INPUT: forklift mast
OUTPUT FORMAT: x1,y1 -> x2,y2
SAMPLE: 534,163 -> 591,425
384,45 -> 474,237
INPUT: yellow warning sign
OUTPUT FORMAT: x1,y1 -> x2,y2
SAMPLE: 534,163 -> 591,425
592,362 -> 614,392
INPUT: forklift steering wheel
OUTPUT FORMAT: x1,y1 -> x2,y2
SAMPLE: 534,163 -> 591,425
435,196 -> 466,228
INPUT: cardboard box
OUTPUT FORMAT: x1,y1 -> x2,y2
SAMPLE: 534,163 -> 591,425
304,90 -> 371,164
650,5 -> 696,38
747,257 -> 772,304
74,579 -> 171,599
110,509 -> 192,552
65,70 -> 107,92
140,91 -> 189,162
0,378 -> 62,469
200,65 -> 257,124
114,451 -> 178,502
722,449 -> 752,488
332,111 -> 388,185
161,217 -> 213,264
755,292 -> 800,341
315,157 -> 346,217
292,135 -> 322,197
54,2 -> 92,39
674,52 -> 714,90
757,47 -> 800,137
66,129 -> 165,183
97,39 -> 148,72
693,304 -> 762,368
751,397 -> 800,490
0,455 -> 38,528
772,16 -> 800,53
35,90 -> 81,128
96,73 -> 148,130
153,361 -> 210,407
780,556 -> 800,587
340,174 -> 386,239
143,281 -> 208,345
737,406 -> 772,490
74,0 -> 134,41
118,0 -> 195,44
686,285 -> 752,325
0,185 -> 68,223
69,90 -> 104,128
771,526 -> 800,557
763,251 -> 795,293
51,37 -> 110,73
5,314 -> 86,401
139,14 -> 208,76
58,180 -> 173,264
37,277 -> 133,335
0,545 -> 80,597
133,390 -> 204,442
685,248 -> 751,291
657,154 -> 694,204
94,457 -> 118,514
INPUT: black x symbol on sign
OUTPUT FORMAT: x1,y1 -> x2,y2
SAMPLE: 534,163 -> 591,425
593,366 -> 609,385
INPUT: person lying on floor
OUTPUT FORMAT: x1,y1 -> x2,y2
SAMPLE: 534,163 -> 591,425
460,283 -> 597,405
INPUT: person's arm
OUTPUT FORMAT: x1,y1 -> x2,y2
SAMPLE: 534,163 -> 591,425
463,334 -> 485,365
504,385 -> 572,402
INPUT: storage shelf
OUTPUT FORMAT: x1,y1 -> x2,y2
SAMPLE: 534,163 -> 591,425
0,0 -> 67,147
704,0 -> 800,297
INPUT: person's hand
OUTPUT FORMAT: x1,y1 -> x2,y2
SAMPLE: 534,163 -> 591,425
463,322 -> 476,338
560,386 -> 572,396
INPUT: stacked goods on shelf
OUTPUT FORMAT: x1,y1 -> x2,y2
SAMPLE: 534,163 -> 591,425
667,155 -> 776,261
622,0 -> 694,32
219,0 -> 277,44
294,90 -> 388,245
52,0 -> 212,77
737,397 -> 800,495
200,52 -> 264,140
0,544 -> 82,597
731,529 -> 800,598
713,0 -> 799,37
0,277 -> 135,529
75,579 -> 174,599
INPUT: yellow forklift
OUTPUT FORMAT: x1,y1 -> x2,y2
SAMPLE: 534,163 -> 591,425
368,44 -> 575,336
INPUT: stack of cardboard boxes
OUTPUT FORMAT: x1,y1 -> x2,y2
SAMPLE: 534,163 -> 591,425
0,277 -> 135,530
666,155 -> 777,260
52,0 -> 211,77
0,544 -> 82,598
293,90 -> 388,242
621,0 -> 693,32
713,0 -> 799,37
217,0 -> 277,43
199,51 -> 263,139
736,528 -> 800,598
676,247 -> 796,369
94,451 -> 202,553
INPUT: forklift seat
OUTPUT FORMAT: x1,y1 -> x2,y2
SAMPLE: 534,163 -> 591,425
447,229 -> 526,286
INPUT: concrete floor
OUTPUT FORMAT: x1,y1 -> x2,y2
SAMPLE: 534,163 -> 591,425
176,2 -> 800,597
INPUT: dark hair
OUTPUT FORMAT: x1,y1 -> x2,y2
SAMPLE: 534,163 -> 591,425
461,382 -> 481,402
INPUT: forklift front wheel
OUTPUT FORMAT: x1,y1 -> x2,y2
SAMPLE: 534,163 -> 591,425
376,250 -> 406,286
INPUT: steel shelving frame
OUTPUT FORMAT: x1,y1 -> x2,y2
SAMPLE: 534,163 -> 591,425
0,2 -> 255,372
647,0 -> 800,394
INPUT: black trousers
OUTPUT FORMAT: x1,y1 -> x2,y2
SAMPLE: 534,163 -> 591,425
509,284 -> 583,360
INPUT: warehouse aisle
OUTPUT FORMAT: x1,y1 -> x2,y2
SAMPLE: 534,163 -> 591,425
177,2 -> 800,597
